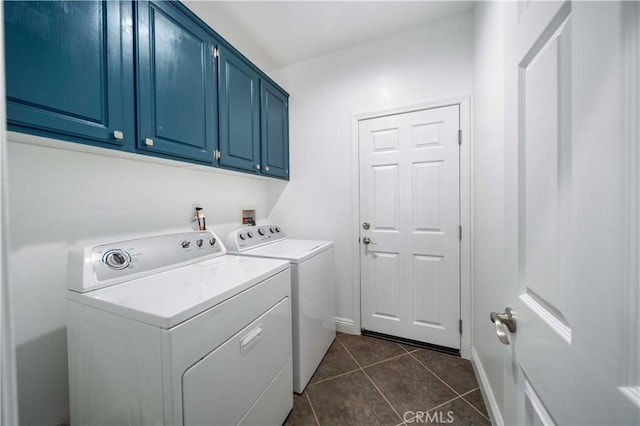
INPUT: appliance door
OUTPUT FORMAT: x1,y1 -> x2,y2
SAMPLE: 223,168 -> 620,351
181,297 -> 291,425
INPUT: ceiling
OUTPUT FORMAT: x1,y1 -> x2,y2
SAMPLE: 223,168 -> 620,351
183,1 -> 475,71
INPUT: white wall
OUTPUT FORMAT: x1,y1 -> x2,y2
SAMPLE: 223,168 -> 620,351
470,2 -> 506,424
267,13 -> 473,333
6,138 -> 270,425
1,3 -> 19,424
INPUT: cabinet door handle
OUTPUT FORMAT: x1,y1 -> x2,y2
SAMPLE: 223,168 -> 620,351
265,166 -> 270,172
145,138 -> 154,147
113,130 -> 124,140
255,164 -> 261,170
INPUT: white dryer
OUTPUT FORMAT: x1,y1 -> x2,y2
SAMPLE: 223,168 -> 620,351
66,230 -> 293,425
226,225 -> 335,393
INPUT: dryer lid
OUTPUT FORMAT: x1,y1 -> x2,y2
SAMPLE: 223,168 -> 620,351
67,255 -> 289,329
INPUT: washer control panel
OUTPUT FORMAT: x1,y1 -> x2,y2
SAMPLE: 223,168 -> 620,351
68,230 -> 226,293
226,224 -> 285,252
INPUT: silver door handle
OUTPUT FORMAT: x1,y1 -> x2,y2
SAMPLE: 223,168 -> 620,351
490,307 -> 516,345
362,237 -> 375,245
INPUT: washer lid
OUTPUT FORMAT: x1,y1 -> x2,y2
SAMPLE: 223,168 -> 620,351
67,256 -> 289,329
235,239 -> 334,264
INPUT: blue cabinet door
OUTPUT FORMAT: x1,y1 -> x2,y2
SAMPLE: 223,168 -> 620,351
5,1 -> 135,149
260,80 -> 289,179
218,46 -> 261,173
136,1 -> 217,163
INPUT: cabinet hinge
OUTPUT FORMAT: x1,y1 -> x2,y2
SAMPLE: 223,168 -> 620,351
212,46 -> 219,58
459,319 -> 463,334
459,225 -> 462,241
458,129 -> 462,145
214,149 -> 221,160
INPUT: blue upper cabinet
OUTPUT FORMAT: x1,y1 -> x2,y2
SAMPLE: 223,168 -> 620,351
218,46 -> 261,173
6,1 -> 289,180
4,1 -> 135,149
260,80 -> 289,179
136,1 -> 217,164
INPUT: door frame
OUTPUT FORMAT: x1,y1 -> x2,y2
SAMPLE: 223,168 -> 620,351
348,96 -> 472,359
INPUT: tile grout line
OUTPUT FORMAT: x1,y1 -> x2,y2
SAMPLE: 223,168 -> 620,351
426,394 -> 465,413
397,342 -> 420,354
360,351 -> 411,369
305,392 -> 321,426
460,389 -> 491,422
459,387 -> 480,397
337,338 -> 362,368
307,367 -> 362,387
408,351 -> 462,397
361,367 -> 405,424
338,339 -> 405,425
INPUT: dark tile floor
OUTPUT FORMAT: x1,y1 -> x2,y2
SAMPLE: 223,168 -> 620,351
284,333 -> 491,426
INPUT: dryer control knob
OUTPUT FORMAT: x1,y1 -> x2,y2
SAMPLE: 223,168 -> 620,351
209,237 -> 216,246
239,233 -> 245,240
104,249 -> 130,270
258,228 -> 265,236
247,231 -> 254,238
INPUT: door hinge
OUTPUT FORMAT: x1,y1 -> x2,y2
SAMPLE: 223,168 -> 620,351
459,225 -> 462,241
458,129 -> 462,145
214,149 -> 221,160
459,319 -> 463,334
212,46 -> 219,58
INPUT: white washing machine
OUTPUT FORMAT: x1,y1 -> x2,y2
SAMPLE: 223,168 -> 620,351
226,225 -> 335,393
66,230 -> 293,426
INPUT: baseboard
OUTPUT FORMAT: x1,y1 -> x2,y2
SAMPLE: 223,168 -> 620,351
470,346 -> 504,426
334,317 -> 359,335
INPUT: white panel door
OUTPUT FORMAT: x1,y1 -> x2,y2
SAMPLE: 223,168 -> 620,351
502,1 -> 639,424
359,105 -> 460,349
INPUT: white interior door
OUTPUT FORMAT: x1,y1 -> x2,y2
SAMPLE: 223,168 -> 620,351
502,1 -> 640,424
359,105 -> 460,349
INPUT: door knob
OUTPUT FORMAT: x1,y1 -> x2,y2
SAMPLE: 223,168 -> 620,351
362,237 -> 375,245
490,307 -> 516,345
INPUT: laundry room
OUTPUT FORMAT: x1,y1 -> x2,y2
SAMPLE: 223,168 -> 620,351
1,1 -> 638,426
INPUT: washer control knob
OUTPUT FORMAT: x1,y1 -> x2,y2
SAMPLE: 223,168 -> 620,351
209,237 -> 216,246
181,240 -> 191,249
275,226 -> 281,233
270,227 -> 275,233
247,231 -> 254,238
196,239 -> 203,247
258,228 -> 265,236
104,249 -> 130,270
239,233 -> 245,240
